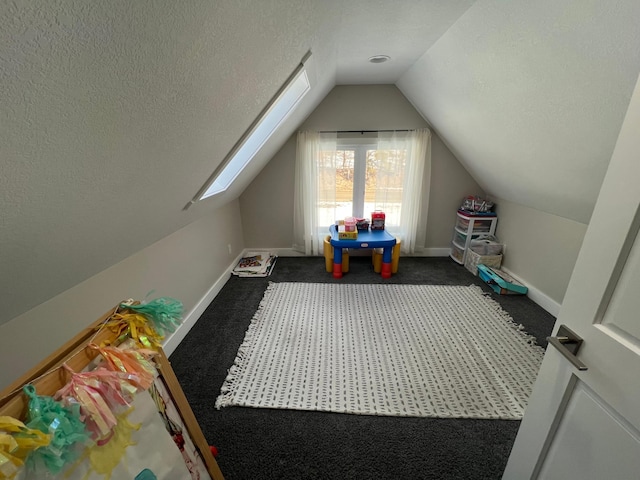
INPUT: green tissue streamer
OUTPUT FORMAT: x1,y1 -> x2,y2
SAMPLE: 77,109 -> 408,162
123,297 -> 183,336
22,384 -> 90,475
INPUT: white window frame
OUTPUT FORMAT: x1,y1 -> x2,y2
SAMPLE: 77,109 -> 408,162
188,52 -> 312,207
201,70 -> 310,199
335,140 -> 377,219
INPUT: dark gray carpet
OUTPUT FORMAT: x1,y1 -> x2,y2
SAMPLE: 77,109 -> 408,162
170,256 -> 556,480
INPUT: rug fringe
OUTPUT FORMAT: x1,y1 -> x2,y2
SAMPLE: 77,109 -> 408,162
216,283 -> 545,417
472,284 -> 545,355
215,282 -> 277,409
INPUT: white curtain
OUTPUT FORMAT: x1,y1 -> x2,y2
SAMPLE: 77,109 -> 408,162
293,128 -> 430,256
293,131 -> 338,255
377,128 -> 431,254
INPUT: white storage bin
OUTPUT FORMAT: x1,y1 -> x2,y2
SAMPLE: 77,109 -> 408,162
470,237 -> 503,255
464,249 -> 503,276
450,243 -> 465,264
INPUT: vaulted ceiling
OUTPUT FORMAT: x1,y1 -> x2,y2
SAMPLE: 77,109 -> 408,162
2,0 -> 640,324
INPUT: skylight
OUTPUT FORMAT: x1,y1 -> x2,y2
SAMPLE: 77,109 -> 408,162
196,67 -> 311,201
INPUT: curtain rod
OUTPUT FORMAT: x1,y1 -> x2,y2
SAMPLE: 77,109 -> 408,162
318,129 -> 414,134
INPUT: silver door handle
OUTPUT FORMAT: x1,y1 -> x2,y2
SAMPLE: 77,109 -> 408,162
547,324 -> 588,371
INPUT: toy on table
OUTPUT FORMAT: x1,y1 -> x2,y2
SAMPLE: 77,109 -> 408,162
371,210 -> 385,230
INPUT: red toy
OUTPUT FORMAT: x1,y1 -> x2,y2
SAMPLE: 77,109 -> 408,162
371,210 -> 386,230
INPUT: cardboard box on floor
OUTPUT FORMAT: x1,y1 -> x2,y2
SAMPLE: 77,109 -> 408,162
477,264 -> 528,295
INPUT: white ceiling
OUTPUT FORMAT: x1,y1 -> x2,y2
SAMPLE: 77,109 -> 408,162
334,1 -> 475,84
2,0 -> 640,325
397,0 -> 640,223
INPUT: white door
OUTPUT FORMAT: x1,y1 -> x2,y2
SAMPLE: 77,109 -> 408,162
503,74 -> 640,479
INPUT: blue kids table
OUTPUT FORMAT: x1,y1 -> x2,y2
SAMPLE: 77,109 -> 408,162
329,225 -> 397,279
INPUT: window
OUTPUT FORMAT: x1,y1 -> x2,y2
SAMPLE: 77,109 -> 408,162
200,70 -> 310,199
293,129 -> 431,256
189,51 -> 312,206
317,140 -> 407,229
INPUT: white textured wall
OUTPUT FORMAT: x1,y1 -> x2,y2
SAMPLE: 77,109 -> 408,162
6,0 -> 638,377
494,199 -> 587,307
240,85 -> 483,252
426,134 -> 486,249
0,0 -> 334,325
240,138 -> 298,250
398,0 -> 640,224
0,201 -> 244,391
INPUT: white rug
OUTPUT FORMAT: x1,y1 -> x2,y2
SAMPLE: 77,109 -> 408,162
215,283 -> 545,419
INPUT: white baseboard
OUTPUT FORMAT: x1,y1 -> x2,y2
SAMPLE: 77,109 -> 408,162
162,250 -> 561,356
257,248 -> 306,257
418,248 -> 451,257
162,253 -> 242,356
263,247 -> 452,257
500,266 -> 561,317
270,248 -> 451,258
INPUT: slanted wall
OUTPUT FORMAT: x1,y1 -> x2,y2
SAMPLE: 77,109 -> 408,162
0,201 -> 245,391
240,85 -> 484,253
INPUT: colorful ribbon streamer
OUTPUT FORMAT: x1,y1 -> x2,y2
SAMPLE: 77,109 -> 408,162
104,312 -> 165,349
120,297 -> 183,336
55,365 -> 138,442
88,344 -> 157,391
0,416 -> 50,480
22,385 -> 89,476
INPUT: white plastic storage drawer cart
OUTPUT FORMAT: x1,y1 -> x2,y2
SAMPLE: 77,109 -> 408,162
450,210 -> 498,264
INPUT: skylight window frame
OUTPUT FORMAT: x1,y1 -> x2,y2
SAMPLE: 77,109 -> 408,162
188,52 -> 312,206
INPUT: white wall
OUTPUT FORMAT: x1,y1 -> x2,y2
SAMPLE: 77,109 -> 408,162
398,0 -> 640,224
240,85 -> 484,252
240,84 -> 588,314
494,198 -> 587,311
0,201 -> 244,391
240,138 -> 297,250
427,134 -> 487,250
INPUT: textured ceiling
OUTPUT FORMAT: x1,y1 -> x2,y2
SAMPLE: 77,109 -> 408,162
397,0 -> 640,224
2,0 -> 639,325
334,0 -> 475,84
